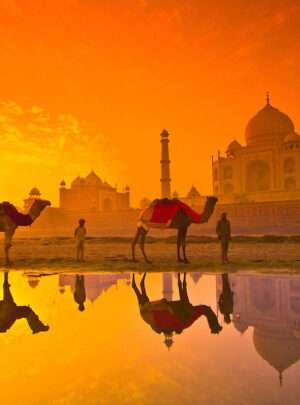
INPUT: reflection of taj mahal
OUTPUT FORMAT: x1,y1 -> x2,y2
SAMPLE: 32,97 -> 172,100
217,274 -> 300,385
213,95 -> 300,204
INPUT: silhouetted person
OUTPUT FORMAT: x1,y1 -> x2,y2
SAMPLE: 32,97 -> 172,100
218,273 -> 234,324
216,212 -> 231,264
74,275 -> 86,311
132,272 -> 222,347
74,218 -> 87,262
0,272 -> 49,333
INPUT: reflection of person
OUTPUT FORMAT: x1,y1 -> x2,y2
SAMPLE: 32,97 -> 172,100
74,275 -> 86,311
74,219 -> 87,262
218,274 -> 234,324
132,272 -> 222,347
0,272 -> 49,334
216,213 -> 231,264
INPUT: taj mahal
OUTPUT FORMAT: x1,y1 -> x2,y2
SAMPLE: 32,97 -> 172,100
213,94 -> 300,204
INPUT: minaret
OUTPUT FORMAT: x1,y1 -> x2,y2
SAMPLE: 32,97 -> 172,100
160,129 -> 171,198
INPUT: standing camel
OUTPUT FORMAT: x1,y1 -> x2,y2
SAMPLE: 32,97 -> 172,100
132,272 -> 222,348
132,196 -> 217,263
0,199 -> 51,265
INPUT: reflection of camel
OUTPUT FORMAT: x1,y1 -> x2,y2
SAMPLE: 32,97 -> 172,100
0,199 -> 50,265
73,275 -> 86,311
132,196 -> 217,263
0,272 -> 49,333
218,273 -> 234,324
132,272 -> 222,348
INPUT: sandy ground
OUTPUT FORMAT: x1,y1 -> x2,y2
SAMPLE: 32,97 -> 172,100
1,237 -> 300,273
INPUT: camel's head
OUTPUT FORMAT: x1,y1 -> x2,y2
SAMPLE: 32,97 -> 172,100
34,199 -> 51,210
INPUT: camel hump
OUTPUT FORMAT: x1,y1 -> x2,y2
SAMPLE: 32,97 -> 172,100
0,201 -> 33,226
150,198 -> 179,207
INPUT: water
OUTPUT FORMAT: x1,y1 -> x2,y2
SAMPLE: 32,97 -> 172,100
0,270 -> 300,405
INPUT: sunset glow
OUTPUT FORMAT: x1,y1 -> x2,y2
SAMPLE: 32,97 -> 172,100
1,1 -> 300,206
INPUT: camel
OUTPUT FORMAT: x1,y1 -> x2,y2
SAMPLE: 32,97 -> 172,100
132,272 -> 222,348
132,196 -> 218,263
0,199 -> 51,265
0,272 -> 49,333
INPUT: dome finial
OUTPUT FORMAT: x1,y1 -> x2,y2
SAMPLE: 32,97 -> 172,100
266,91 -> 270,105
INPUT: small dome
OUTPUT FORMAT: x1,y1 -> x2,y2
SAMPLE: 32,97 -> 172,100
161,129 -> 170,138
28,278 -> 40,288
233,318 -> 249,334
60,180 -> 66,187
189,272 -> 202,284
227,140 -> 242,153
29,187 -> 41,196
284,131 -> 300,144
85,171 -> 103,186
187,186 -> 201,198
245,99 -> 294,146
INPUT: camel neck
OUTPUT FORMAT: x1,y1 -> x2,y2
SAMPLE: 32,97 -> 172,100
28,203 -> 42,221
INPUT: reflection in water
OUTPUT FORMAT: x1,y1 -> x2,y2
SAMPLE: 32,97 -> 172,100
0,272 -> 49,334
59,273 -> 130,309
218,273 -> 234,324
74,275 -> 86,311
217,273 -> 300,386
132,272 -> 222,348
2,270 -> 300,403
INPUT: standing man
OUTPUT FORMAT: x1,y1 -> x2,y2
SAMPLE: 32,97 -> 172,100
74,218 -> 87,262
216,212 -> 231,264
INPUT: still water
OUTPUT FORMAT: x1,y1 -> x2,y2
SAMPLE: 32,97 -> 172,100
0,270 -> 300,405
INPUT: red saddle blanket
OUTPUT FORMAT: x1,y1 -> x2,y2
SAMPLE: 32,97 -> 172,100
150,199 -> 202,224
0,202 -> 33,226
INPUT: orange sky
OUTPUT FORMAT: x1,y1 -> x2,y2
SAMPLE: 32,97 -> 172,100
1,0 -> 300,207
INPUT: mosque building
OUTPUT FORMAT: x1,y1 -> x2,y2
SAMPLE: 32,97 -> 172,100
59,171 -> 130,212
216,274 -> 300,386
213,94 -> 300,204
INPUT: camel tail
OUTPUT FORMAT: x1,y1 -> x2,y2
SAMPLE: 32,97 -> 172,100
199,196 -> 218,224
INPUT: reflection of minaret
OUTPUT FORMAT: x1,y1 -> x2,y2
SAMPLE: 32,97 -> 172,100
162,273 -> 173,300
160,129 -> 171,198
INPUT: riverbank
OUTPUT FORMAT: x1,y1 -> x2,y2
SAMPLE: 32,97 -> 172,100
1,236 -> 300,272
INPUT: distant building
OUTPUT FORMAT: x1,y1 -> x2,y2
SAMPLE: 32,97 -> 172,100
24,187 -> 41,212
59,171 -> 130,212
179,186 -> 206,207
213,94 -> 300,204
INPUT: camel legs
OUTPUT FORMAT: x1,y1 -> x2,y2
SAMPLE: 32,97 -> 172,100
177,229 -> 184,262
4,228 -> 15,266
177,226 -> 189,263
140,228 -> 151,264
132,273 -> 150,305
178,273 -> 190,304
132,227 -> 151,263
181,227 -> 189,263
131,228 -> 142,262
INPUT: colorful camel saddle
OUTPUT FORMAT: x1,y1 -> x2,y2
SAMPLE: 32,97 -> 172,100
0,202 -> 33,226
139,198 -> 202,228
141,300 -> 206,333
